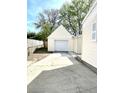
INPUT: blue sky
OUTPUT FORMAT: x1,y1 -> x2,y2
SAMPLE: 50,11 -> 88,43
27,0 -> 71,32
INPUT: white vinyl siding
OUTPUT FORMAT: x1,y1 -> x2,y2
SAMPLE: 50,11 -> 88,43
48,25 -> 73,51
81,2 -> 97,68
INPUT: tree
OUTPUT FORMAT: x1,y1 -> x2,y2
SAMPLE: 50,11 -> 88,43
34,9 -> 59,31
44,9 -> 60,31
27,32 -> 36,39
34,9 -> 59,48
35,22 -> 52,47
59,0 -> 93,36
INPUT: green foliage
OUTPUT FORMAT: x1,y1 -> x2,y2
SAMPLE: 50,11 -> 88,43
27,32 -> 36,39
34,9 -> 59,41
59,0 -> 93,36
27,23 -> 52,41
34,32 -> 42,40
38,22 -> 52,41
29,0 -> 93,40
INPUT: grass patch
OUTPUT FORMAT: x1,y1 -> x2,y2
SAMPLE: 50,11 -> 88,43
34,47 -> 48,53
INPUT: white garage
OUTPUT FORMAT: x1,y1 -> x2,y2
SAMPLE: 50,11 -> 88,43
54,40 -> 68,51
48,25 -> 73,52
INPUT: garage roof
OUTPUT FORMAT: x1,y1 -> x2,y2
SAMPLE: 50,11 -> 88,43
48,25 -> 73,39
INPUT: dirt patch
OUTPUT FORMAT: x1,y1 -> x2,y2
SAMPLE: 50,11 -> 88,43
27,53 -> 49,66
27,47 -> 52,66
28,53 -> 49,61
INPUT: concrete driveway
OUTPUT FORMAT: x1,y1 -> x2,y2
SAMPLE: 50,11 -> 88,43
27,52 -> 97,93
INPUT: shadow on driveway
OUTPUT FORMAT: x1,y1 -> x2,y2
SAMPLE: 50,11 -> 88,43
28,53 -> 97,93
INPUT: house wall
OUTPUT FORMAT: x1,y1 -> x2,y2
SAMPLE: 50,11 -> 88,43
73,36 -> 82,54
48,38 -> 54,51
48,25 -> 73,52
81,3 -> 97,67
73,37 -> 77,52
48,25 -> 83,53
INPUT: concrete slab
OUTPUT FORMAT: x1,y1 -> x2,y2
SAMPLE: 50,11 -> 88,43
27,52 -> 97,93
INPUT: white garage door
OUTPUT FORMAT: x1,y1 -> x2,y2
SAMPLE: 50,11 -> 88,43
55,40 -> 68,51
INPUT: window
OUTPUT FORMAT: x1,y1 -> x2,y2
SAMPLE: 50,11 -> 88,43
92,23 -> 97,41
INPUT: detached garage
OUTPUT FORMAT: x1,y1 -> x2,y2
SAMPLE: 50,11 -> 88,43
48,25 -> 73,52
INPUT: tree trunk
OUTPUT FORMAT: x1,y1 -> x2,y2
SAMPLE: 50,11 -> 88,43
43,40 -> 48,48
43,40 -> 45,48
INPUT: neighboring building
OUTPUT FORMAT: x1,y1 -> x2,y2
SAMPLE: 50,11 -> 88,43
47,25 -> 82,53
48,25 -> 73,52
73,35 -> 82,54
81,1 -> 97,68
